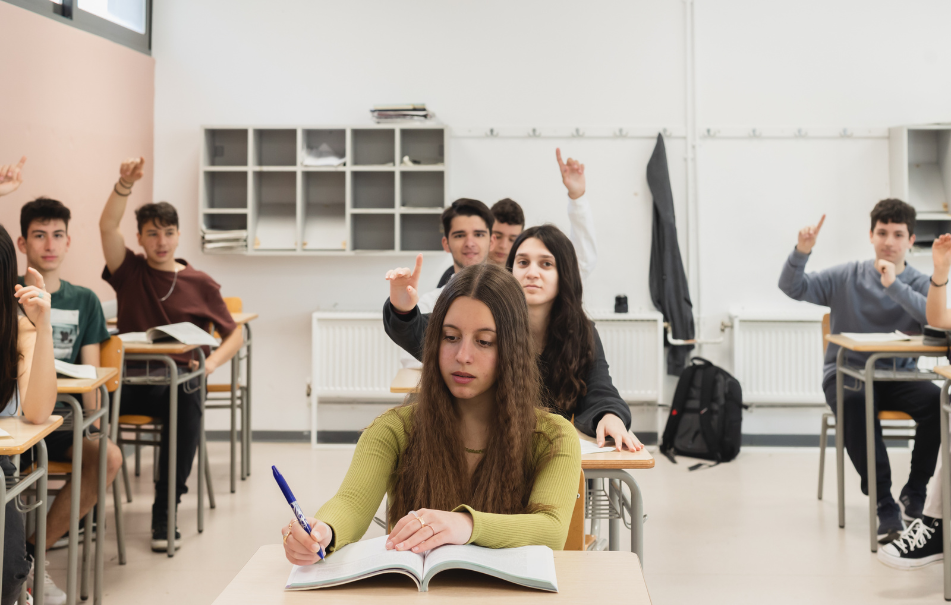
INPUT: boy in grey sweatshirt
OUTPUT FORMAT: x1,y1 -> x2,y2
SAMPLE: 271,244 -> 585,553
778,199 -> 939,544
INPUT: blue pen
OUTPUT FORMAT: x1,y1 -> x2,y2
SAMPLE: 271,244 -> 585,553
273,465 -> 325,560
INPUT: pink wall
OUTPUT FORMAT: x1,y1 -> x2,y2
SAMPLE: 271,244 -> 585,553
0,2 -> 154,300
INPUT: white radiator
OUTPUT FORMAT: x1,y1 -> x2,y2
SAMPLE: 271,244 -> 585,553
311,310 -> 665,446
731,312 -> 826,405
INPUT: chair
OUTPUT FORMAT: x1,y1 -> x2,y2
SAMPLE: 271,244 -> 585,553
563,470 -> 588,550
817,313 -> 917,499
206,296 -> 249,493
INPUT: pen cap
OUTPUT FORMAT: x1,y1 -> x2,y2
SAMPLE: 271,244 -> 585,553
272,465 -> 297,503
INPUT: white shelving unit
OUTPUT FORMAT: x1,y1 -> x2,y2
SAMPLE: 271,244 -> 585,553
200,125 -> 448,254
890,124 -> 951,253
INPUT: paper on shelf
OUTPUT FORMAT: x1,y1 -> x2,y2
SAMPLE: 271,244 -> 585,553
301,143 -> 345,167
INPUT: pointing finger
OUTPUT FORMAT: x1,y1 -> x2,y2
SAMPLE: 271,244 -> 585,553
412,254 -> 423,279
555,148 -> 566,171
15,156 -> 26,170
815,214 -> 826,233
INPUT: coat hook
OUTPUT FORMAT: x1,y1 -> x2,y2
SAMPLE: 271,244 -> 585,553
704,128 -> 719,138
486,128 -> 499,137
794,128 -> 808,138
571,128 -> 585,138
614,128 -> 629,138
661,128 -> 672,138
839,128 -> 853,138
748,128 -> 762,138
528,128 -> 541,138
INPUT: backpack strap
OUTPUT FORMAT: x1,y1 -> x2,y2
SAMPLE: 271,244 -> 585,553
696,364 -> 722,463
660,362 -> 701,462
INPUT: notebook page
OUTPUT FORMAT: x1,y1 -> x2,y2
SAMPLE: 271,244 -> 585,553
54,360 -> 98,380
286,535 -> 424,590
149,323 -> 219,347
422,543 -> 556,590
840,331 -> 910,343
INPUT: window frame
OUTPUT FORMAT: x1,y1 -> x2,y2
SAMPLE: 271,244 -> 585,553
2,0 -> 151,55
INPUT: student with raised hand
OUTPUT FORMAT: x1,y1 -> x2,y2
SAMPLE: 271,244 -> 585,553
282,264 -> 581,563
0,224 -> 56,605
384,225 -> 640,450
0,165 -> 122,603
99,157 -> 243,552
436,148 -> 598,287
879,232 -> 951,569
778,200 -> 938,544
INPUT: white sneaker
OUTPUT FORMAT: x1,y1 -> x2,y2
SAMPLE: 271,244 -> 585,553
26,560 -> 66,605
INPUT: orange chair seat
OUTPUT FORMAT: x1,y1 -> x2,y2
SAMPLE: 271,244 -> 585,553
118,415 -> 161,426
878,411 -> 914,421
48,461 -> 74,474
207,384 -> 233,393
584,535 -> 597,550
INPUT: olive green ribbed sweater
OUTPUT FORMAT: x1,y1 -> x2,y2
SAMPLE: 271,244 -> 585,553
316,406 -> 581,553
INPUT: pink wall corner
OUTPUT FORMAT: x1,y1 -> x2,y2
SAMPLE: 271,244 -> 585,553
0,2 -> 155,301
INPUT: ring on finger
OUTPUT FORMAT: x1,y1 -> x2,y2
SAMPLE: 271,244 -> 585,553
283,530 -> 290,545
417,516 -> 427,529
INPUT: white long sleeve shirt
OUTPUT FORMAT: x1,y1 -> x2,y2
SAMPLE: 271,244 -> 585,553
567,193 -> 598,282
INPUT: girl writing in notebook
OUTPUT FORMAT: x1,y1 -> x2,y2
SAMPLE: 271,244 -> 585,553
383,224 -> 642,452
282,264 -> 581,565
0,221 -> 56,605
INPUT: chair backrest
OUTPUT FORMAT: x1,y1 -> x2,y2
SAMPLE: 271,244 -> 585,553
563,470 -> 586,551
821,313 -> 831,354
224,297 -> 243,313
99,335 -> 124,393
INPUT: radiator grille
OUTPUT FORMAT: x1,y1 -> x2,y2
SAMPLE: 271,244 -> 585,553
733,317 -> 825,405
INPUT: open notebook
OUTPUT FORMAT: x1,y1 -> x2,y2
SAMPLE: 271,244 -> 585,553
54,359 -> 97,380
118,322 -> 219,347
286,535 -> 557,593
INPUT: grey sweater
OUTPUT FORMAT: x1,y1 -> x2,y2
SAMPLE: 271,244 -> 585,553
778,248 -> 931,384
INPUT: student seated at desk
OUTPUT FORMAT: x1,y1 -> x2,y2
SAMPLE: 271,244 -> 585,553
99,157 -> 244,552
384,224 -> 641,451
436,149 -> 598,287
282,264 -> 581,563
10,191 -> 122,603
0,215 -> 56,605
880,233 -> 951,569
779,200 -> 938,543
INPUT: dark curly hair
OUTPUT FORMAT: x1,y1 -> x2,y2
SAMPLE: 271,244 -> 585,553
505,224 -> 593,415
870,198 -> 916,236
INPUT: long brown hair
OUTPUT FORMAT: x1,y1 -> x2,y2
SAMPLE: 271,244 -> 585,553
0,224 -> 20,409
505,224 -> 594,415
388,263 -> 546,525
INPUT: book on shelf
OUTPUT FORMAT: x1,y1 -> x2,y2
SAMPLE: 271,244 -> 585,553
118,322 -> 219,347
286,536 -> 557,593
201,229 -> 248,242
373,103 -> 427,111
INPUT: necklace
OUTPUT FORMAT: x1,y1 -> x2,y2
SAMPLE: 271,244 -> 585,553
159,266 -> 180,302
465,447 -> 485,454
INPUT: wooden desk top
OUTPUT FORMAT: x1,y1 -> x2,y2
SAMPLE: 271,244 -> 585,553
56,367 -> 118,394
232,312 -> 259,325
825,334 -> 947,354
390,368 -> 422,393
123,342 -> 200,355
0,415 -> 64,455
934,366 -> 951,380
578,430 -> 655,470
212,545 -> 651,605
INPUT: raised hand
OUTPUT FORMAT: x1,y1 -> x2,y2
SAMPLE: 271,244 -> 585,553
385,508 -> 474,554
556,148 -> 585,200
876,259 -> 897,288
14,267 -> 51,327
796,214 -> 826,254
933,234 -> 951,278
119,157 -> 146,186
385,254 -> 422,312
0,156 -> 26,197
282,516 -> 332,566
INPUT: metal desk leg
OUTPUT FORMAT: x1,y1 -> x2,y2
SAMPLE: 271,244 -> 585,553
609,470 -> 643,567
35,440 -> 49,605
230,356 -> 237,494
163,357 -> 179,558
245,324 -> 252,477
62,395 -> 84,605
865,356 -> 879,553
608,479 -> 619,551
836,347 -> 846,528
1,462 -> 6,600
95,385 -> 108,604
940,380 -> 951,601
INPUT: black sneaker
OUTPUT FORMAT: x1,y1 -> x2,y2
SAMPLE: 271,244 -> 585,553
900,489 -> 925,522
150,524 -> 182,553
878,517 -> 944,570
877,498 -> 905,544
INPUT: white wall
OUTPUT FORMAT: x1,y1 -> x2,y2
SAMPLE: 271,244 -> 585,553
152,0 -> 951,432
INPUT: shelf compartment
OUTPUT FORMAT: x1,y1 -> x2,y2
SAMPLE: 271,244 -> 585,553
204,172 -> 248,210
352,129 -> 395,166
303,172 -> 346,250
907,129 -> 951,212
302,129 -> 346,167
352,172 -> 395,209
400,214 -> 443,251
252,172 -> 297,250
352,214 -> 395,251
203,213 -> 248,231
254,129 -> 297,167
205,129 -> 248,167
400,171 -> 444,208
400,129 -> 444,166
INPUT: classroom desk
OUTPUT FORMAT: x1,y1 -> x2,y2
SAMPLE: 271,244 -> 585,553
0,414 -> 63,605
825,334 -> 947,553
388,368 -> 654,563
212,544 -> 652,605
56,368 -> 116,605
931,366 -> 951,601
122,342 -> 207,557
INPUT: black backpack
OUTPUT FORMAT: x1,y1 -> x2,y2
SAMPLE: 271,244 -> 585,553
660,357 -> 745,467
